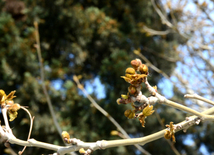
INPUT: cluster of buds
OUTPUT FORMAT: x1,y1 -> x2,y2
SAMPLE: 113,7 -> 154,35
0,90 -> 20,121
117,59 -> 155,127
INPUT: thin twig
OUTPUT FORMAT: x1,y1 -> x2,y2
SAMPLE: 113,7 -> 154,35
145,78 -> 214,121
34,21 -> 63,139
18,106 -> 34,155
73,75 -> 151,155
184,94 -> 214,106
151,0 -> 173,28
134,50 -> 170,79
142,25 -> 171,36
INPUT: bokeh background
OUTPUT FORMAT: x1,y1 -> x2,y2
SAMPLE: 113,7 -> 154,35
0,0 -> 214,154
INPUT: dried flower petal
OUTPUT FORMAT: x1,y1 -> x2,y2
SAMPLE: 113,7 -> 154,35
6,90 -> 16,100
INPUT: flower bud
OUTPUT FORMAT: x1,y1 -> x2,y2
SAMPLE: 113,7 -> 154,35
139,64 -> 148,75
128,85 -> 137,94
62,131 -> 70,140
116,98 -> 126,105
125,67 -> 135,75
125,74 -> 132,79
110,130 -> 119,136
124,109 -> 135,119
131,59 -> 141,70
79,148 -> 86,154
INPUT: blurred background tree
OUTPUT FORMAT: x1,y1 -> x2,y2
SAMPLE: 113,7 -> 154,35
1,0 -> 212,155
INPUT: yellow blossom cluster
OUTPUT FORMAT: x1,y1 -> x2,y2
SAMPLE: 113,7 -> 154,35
117,59 -> 155,127
0,89 -> 20,121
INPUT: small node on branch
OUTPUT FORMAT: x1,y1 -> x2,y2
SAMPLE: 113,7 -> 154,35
164,122 -> 176,142
79,148 -> 92,155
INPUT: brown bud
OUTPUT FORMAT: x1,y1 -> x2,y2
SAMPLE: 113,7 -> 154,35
125,67 -> 135,75
128,85 -> 137,94
131,59 -> 141,70
139,64 -> 148,74
116,98 -> 126,105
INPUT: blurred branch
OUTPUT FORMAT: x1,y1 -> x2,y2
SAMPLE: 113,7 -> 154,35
185,94 -> 214,106
73,75 -> 151,155
134,50 -> 170,79
34,21 -> 63,139
151,0 -> 173,28
142,25 -> 171,36
34,21 -> 77,155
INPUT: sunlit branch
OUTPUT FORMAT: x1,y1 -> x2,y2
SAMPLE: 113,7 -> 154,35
73,75 -> 150,155
1,104 -> 214,155
184,94 -> 214,106
145,78 -> 214,121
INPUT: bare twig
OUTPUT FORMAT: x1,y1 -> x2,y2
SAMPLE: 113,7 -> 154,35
184,94 -> 214,106
18,106 -> 34,155
144,78 -> 214,121
142,25 -> 171,36
151,0 -> 173,28
34,21 -> 63,139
